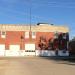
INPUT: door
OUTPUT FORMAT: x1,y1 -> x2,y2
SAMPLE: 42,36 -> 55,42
25,44 -> 35,56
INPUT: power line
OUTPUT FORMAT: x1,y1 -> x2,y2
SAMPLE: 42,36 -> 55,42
0,0 -> 75,24
33,0 -> 75,9
0,6 -> 51,23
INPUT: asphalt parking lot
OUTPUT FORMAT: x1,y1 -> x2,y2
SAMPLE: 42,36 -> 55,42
0,57 -> 75,75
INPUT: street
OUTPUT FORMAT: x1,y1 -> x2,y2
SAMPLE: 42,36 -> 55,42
0,57 -> 75,75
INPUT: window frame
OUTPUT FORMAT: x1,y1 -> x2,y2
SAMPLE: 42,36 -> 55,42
25,31 -> 29,38
32,32 -> 36,39
1,31 -> 6,38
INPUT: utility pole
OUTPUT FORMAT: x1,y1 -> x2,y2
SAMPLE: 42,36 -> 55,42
30,0 -> 31,32
29,0 -> 32,42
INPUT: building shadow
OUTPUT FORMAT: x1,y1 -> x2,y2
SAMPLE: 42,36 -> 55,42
39,56 -> 75,65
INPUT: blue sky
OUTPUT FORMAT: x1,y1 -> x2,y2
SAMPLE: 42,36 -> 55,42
0,0 -> 75,39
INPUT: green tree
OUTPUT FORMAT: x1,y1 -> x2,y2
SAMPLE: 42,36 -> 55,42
72,37 -> 75,41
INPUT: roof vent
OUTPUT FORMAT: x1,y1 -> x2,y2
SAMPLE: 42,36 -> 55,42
51,24 -> 54,25
37,23 -> 49,25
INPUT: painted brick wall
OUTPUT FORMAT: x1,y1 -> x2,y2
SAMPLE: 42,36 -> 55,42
0,31 -> 36,50
0,31 -> 54,50
36,32 -> 54,50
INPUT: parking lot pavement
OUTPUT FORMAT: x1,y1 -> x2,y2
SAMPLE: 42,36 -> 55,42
0,57 -> 75,75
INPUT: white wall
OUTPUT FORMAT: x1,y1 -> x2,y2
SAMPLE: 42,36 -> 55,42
5,50 -> 20,56
58,50 -> 69,56
0,44 -> 5,56
25,52 -> 35,56
35,50 -> 56,56
0,44 -> 69,56
35,50 -> 41,56
35,50 -> 69,56
20,50 -> 25,56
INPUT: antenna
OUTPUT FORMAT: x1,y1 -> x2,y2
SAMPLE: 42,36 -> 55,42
30,0 -> 32,32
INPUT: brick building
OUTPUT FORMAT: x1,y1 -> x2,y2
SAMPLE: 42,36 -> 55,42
0,24 -> 69,56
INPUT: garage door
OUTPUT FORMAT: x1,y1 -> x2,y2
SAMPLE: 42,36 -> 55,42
10,45 -> 20,51
6,45 -> 20,56
25,44 -> 35,56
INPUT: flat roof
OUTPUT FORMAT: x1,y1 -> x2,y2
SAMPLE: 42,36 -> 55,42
0,24 -> 69,33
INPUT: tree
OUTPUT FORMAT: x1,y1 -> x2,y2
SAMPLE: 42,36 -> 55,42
72,37 -> 75,41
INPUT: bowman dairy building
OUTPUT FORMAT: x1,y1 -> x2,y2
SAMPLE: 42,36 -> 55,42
0,24 -> 69,56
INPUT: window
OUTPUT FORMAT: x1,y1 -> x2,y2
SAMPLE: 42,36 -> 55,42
63,33 -> 66,39
54,32 -> 58,39
32,32 -> 36,39
1,31 -> 6,38
25,32 -> 29,38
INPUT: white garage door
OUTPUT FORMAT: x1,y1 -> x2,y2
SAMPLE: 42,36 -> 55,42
25,44 -> 35,50
7,45 -> 20,56
25,44 -> 35,56
10,45 -> 20,51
